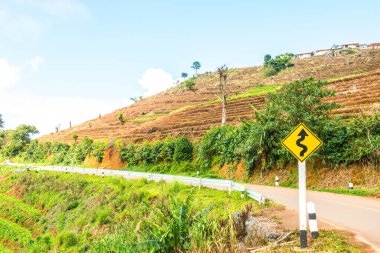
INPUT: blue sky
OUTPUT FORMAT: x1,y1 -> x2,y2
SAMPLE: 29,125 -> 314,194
0,0 -> 379,135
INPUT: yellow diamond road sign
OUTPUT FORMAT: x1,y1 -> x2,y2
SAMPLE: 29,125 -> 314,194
282,123 -> 323,162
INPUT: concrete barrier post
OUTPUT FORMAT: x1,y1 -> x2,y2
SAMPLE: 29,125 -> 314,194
240,186 -> 245,198
102,172 -> 105,178
307,202 -> 319,238
275,176 -> 279,187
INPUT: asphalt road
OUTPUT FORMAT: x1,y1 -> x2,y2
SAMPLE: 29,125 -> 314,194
245,184 -> 380,252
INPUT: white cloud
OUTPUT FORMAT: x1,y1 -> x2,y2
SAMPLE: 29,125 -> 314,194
138,68 -> 176,97
29,56 -> 45,72
0,90 -> 128,136
0,58 -> 20,90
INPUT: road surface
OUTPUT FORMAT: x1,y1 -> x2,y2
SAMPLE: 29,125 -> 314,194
246,184 -> 380,252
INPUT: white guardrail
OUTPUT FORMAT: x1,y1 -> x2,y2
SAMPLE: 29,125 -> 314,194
4,162 -> 266,204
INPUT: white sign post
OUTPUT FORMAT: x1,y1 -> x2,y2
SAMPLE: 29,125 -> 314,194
298,161 -> 307,248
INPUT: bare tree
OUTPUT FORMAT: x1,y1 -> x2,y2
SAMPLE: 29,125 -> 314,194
217,65 -> 228,125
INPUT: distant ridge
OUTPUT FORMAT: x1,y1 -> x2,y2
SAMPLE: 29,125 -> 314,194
40,49 -> 380,144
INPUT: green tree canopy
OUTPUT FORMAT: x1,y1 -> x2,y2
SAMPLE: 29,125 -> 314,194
1,125 -> 39,157
263,53 -> 294,77
181,72 -> 188,79
242,78 -> 338,173
191,61 -> 201,75
264,54 -> 272,66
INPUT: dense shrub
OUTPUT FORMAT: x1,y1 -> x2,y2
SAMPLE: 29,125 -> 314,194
118,145 -> 140,166
319,114 -> 380,165
4,136 -> 106,166
173,136 -> 193,162
1,78 -> 379,176
183,79 -> 195,91
58,232 -> 78,248
118,136 -> 193,166
0,125 -> 39,158
197,125 -> 242,167
263,53 -> 294,77
196,78 -> 379,175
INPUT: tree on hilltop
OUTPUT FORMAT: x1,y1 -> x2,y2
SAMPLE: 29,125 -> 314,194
263,53 -> 294,77
191,61 -> 201,76
1,125 -> 39,157
181,72 -> 188,80
72,134 -> 79,145
264,54 -> 272,66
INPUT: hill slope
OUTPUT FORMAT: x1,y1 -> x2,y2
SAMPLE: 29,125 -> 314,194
40,49 -> 380,143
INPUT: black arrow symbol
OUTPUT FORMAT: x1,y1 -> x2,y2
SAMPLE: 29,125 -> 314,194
296,129 -> 308,157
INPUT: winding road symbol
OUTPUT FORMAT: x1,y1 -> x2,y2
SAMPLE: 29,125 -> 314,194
296,129 -> 309,157
281,123 -> 323,162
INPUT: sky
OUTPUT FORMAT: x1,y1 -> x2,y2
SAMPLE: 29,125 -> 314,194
0,0 -> 379,136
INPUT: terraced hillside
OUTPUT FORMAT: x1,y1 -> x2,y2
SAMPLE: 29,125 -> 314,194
40,49 -> 380,143
0,193 -> 41,252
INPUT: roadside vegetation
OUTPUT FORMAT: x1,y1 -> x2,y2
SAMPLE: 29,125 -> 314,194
0,167 -> 263,252
311,187 -> 380,198
1,78 -> 379,180
0,166 -> 365,252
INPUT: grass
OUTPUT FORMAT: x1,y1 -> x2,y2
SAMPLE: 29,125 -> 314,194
310,230 -> 362,253
0,194 -> 42,219
0,165 -> 365,252
0,166 -> 265,252
129,112 -> 169,123
310,186 -> 380,198
0,218 -> 32,247
228,85 -> 280,100
256,230 -> 362,252
170,84 -> 280,115
0,244 -> 12,253
123,162 -> 222,179
272,183 -> 380,198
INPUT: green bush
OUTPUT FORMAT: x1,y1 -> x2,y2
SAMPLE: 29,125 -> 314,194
263,53 -> 294,77
119,144 -> 140,166
94,208 -> 112,225
183,79 -> 196,91
1,125 -> 38,158
119,137 -> 193,166
58,232 -> 78,247
135,190 -> 214,252
173,136 -> 193,162
195,78 -> 379,174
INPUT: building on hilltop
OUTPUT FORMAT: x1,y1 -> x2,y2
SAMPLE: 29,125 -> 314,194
341,43 -> 360,49
296,52 -> 313,59
294,42 -> 377,60
368,43 -> 380,49
314,49 -> 330,56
